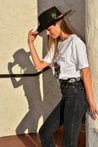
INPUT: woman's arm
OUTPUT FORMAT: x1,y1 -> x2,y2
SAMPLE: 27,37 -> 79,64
81,67 -> 98,120
28,29 -> 50,70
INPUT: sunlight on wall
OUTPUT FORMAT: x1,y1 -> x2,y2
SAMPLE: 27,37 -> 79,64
85,0 -> 98,128
39,74 -> 44,102
85,0 -> 98,146
0,0 -> 44,137
37,115 -> 44,132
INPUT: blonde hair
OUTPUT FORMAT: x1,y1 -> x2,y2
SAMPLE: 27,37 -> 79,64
46,19 -> 74,59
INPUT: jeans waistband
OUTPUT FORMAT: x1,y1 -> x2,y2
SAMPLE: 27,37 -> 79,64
59,77 -> 82,85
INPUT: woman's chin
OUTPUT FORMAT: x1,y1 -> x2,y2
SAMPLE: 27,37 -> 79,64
50,35 -> 58,39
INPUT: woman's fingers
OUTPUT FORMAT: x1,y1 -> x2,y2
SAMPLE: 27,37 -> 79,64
89,105 -> 98,120
28,29 -> 38,42
29,29 -> 38,36
92,111 -> 97,120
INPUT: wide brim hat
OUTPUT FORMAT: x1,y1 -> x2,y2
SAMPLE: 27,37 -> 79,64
37,6 -> 72,34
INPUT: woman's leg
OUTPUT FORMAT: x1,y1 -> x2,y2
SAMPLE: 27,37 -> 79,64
39,98 -> 65,147
62,82 -> 89,147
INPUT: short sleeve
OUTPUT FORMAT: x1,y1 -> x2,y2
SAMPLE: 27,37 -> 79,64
71,39 -> 89,69
42,47 -> 54,64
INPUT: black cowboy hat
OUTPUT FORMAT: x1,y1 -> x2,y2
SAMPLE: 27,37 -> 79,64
37,6 -> 72,34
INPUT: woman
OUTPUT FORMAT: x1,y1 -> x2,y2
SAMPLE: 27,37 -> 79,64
28,6 -> 98,147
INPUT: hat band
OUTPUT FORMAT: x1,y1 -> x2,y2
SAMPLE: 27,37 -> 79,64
56,14 -> 63,19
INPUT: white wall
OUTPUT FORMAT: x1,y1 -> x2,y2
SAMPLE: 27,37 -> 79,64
0,0 -> 43,136
0,0 -> 85,137
85,0 -> 98,146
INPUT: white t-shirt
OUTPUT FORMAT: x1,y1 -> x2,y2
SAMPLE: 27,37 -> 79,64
43,34 -> 89,80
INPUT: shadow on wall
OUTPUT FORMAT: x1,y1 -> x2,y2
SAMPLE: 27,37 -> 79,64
8,48 -> 43,134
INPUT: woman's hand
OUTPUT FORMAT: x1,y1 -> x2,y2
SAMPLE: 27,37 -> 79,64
89,99 -> 98,120
28,29 -> 38,44
8,62 -> 17,73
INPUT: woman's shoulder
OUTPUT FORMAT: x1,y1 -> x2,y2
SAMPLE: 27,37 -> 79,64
58,34 -> 85,48
70,34 -> 84,43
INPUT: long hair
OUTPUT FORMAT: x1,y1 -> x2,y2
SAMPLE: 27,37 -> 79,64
46,18 -> 74,59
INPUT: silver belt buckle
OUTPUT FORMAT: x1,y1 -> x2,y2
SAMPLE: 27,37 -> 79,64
68,78 -> 76,83
68,77 -> 81,83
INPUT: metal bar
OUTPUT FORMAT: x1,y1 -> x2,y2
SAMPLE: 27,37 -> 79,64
0,67 -> 50,78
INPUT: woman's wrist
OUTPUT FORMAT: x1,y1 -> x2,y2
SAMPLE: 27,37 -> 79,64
87,97 -> 95,105
28,41 -> 35,49
28,40 -> 33,45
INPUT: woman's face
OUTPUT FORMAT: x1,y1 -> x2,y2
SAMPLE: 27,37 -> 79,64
46,22 -> 61,39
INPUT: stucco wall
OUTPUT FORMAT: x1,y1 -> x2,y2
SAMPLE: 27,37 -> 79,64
85,0 -> 98,146
0,0 -> 42,137
0,0 -> 85,137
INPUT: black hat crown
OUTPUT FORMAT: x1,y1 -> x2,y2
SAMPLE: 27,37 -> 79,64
37,6 -> 72,34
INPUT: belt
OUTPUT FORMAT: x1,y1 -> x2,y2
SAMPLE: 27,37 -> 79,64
59,77 -> 82,84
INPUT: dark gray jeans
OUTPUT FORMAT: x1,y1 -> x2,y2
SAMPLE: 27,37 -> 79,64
39,80 -> 89,147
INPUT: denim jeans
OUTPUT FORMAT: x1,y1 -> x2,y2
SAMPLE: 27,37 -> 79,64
39,80 -> 89,147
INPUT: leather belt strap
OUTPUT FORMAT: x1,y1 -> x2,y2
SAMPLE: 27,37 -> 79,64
59,77 -> 82,84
